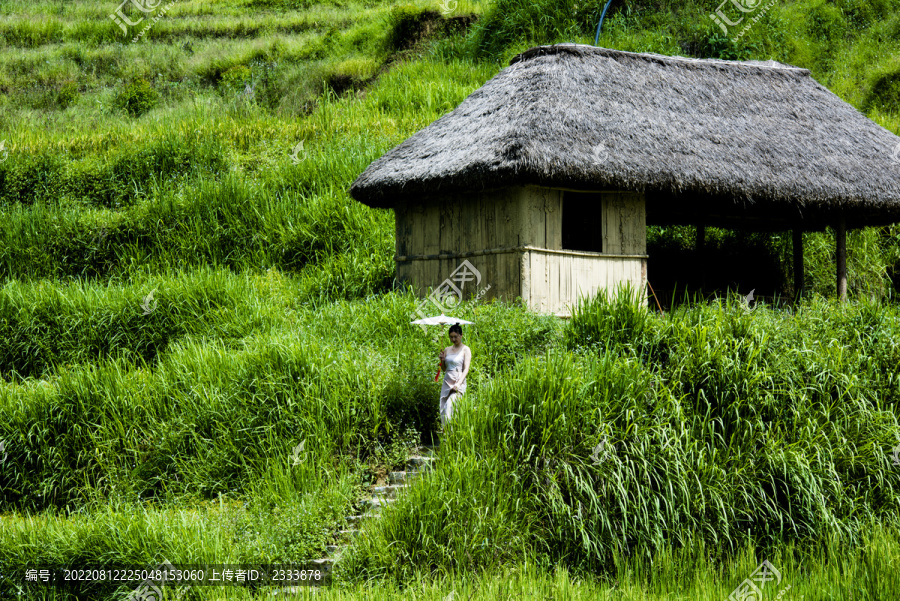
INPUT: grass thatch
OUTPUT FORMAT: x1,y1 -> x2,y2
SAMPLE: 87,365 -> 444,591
350,44 -> 900,231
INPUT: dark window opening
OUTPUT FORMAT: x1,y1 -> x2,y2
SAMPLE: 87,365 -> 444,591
562,191 -> 603,252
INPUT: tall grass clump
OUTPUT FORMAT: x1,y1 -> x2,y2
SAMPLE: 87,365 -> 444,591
565,283 -> 659,357
341,293 -> 900,582
0,285 -> 560,511
0,470 -> 360,600
0,320 -> 422,509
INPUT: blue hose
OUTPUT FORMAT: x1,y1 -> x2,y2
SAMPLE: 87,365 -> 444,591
593,0 -> 614,46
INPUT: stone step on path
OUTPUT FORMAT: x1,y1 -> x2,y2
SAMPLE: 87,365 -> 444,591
297,441 -> 440,588
366,495 -> 396,510
419,443 -> 440,455
336,528 -> 364,539
345,513 -> 377,524
388,470 -> 419,484
372,484 -> 407,498
406,455 -> 438,471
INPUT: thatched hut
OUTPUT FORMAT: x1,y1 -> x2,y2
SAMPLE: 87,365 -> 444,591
350,44 -> 900,313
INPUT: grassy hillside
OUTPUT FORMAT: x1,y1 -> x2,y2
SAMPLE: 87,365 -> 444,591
1,0 -> 900,599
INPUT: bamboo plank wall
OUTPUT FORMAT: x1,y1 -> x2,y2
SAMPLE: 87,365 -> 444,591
395,186 -> 543,302
601,192 -> 646,255
524,251 -> 647,315
399,253 -> 520,305
395,186 -> 647,313
395,186 -> 556,256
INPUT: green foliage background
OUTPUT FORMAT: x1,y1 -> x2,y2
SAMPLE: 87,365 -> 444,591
1,0 -> 900,598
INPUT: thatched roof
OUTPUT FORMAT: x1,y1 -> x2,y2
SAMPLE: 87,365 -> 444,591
350,44 -> 900,231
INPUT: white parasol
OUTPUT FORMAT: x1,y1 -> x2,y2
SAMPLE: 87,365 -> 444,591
410,314 -> 474,325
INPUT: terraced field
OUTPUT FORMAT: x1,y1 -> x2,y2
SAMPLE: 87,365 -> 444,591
1,0 -> 900,599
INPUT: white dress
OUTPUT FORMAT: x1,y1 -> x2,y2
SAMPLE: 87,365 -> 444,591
439,345 -> 470,426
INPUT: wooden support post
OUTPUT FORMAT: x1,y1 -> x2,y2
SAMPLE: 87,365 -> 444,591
793,228 -> 804,301
835,218 -> 847,301
696,224 -> 706,292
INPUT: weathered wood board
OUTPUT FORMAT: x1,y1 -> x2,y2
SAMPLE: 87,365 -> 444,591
395,186 -> 647,314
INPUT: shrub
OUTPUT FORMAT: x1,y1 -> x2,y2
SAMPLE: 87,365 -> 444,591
807,3 -> 848,43
385,4 -> 430,52
566,285 -> 656,355
683,31 -> 755,61
218,64 -> 252,96
113,78 -> 159,117
864,68 -> 900,113
56,80 -> 79,109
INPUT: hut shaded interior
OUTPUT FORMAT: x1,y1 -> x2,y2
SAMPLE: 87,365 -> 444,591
642,190 -> 818,303
645,225 -> 789,305
641,188 -> 889,303
562,192 -> 605,252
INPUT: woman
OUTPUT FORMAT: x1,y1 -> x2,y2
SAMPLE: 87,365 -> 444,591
438,323 -> 471,429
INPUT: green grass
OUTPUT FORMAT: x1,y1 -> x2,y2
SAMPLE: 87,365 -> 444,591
1,0 -> 900,599
5,527 -> 900,599
0,278 -> 561,505
339,291 -> 900,581
4,290 -> 900,598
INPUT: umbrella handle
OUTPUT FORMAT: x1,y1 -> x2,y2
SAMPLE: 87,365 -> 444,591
434,363 -> 441,382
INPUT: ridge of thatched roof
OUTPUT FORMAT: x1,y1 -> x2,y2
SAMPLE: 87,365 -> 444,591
349,44 -> 900,230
